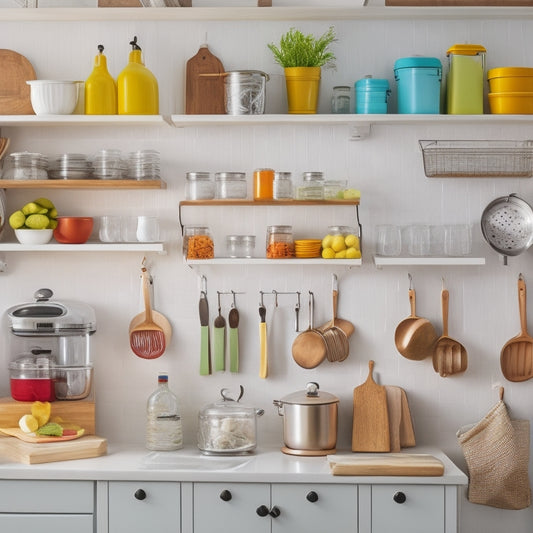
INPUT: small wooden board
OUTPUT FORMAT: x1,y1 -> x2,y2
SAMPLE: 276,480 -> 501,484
0,427 -> 84,443
0,434 -> 107,464
384,386 -> 402,452
328,453 -> 445,477
399,388 -> 416,447
0,50 -> 36,115
185,45 -> 225,115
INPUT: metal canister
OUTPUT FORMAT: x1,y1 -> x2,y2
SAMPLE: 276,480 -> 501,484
224,70 -> 269,115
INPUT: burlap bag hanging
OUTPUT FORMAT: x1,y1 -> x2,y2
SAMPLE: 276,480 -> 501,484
457,392 -> 531,510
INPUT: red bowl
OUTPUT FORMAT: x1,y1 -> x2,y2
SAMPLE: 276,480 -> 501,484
53,216 -> 94,244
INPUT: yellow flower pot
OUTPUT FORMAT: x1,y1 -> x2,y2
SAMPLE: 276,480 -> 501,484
284,66 -> 321,114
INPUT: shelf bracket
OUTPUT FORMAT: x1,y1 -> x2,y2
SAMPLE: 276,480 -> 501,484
348,122 -> 371,141
0,257 -> 7,272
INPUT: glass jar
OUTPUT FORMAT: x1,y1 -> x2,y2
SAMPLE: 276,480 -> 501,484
186,172 -> 215,200
324,179 -> 348,200
331,85 -> 352,114
296,172 -> 324,200
183,225 -> 214,259
226,235 -> 256,258
273,172 -> 293,200
2,152 -> 48,180
266,225 -> 294,258
253,168 -> 274,200
215,172 -> 247,199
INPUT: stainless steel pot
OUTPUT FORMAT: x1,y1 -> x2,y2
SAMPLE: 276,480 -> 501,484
273,382 -> 339,453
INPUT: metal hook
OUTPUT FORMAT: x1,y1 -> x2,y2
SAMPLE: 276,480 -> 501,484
260,291 -> 264,307
200,275 -> 207,294
273,290 -> 278,307
408,272 -> 412,289
231,290 -> 236,308
441,277 -> 446,290
217,291 -> 222,313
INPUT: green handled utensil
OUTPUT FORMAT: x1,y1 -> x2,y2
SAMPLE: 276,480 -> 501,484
199,291 -> 211,375
229,297 -> 240,373
213,292 -> 226,372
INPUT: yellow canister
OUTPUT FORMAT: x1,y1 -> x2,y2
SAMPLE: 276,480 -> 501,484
446,44 -> 486,115
117,36 -> 159,115
488,67 -> 533,93
85,45 -> 117,115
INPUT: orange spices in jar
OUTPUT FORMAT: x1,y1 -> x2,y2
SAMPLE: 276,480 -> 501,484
266,225 -> 294,259
253,168 -> 275,200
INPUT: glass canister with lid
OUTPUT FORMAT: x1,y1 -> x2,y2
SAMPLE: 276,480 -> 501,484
266,225 -> 295,258
215,172 -> 247,199
296,171 -> 324,200
2,152 -> 49,180
183,225 -> 214,259
226,235 -> 256,258
273,171 -> 293,200
186,172 -> 215,200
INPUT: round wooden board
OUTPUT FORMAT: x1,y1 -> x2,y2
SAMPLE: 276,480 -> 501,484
0,50 -> 36,115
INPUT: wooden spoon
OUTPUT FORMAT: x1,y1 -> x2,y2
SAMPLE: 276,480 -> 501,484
501,274 -> 533,382
432,287 -> 468,377
129,269 -> 166,359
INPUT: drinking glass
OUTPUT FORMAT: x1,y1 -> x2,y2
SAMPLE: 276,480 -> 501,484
375,224 -> 402,256
406,224 -> 430,256
99,216 -> 121,243
444,224 -> 472,256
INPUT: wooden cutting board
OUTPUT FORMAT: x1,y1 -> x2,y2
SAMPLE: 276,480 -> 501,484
384,385 -> 402,452
328,453 -> 444,477
352,361 -> 390,452
399,388 -> 416,447
0,427 -> 83,443
0,434 -> 107,464
0,50 -> 36,115
185,44 -> 225,115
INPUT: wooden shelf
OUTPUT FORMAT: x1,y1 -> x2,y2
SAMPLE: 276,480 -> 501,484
180,199 -> 359,206
0,242 -> 165,253
0,179 -> 166,190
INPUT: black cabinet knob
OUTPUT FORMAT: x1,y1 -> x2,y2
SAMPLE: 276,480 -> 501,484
256,505 -> 270,517
269,506 -> 281,518
219,490 -> 232,502
393,491 -> 406,504
134,489 -> 146,501
306,491 -> 319,503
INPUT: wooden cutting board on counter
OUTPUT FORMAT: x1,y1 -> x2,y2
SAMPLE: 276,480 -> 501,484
0,50 -> 36,115
0,433 -> 107,464
328,453 -> 444,477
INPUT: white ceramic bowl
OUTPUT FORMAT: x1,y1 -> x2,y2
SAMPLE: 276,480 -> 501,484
15,228 -> 53,245
26,80 -> 81,115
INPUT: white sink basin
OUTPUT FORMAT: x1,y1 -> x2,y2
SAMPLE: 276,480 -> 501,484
141,450 -> 253,470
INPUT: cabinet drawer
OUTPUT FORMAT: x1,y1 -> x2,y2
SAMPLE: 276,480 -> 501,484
371,485 -> 444,533
109,481 -> 180,533
0,480 -> 94,513
0,514 -> 93,532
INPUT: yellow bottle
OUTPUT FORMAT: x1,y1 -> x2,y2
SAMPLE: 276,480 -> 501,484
118,36 -> 159,115
85,45 -> 117,115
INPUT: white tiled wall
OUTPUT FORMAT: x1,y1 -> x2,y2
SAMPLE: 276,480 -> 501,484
0,6 -> 532,531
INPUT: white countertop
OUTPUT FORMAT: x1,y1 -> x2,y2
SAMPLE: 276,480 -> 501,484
0,444 -> 468,485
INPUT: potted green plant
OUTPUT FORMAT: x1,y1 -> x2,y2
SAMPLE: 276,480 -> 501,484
268,26 -> 336,114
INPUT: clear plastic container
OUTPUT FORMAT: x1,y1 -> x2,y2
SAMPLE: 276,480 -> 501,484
273,172 -> 293,200
186,172 -> 215,200
146,373 -> 183,451
324,180 -> 348,200
295,172 -> 324,200
266,225 -> 294,258
215,172 -> 247,199
183,225 -> 214,259
226,235 -> 255,258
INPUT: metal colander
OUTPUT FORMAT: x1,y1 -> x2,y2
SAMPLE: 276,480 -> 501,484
481,194 -> 533,262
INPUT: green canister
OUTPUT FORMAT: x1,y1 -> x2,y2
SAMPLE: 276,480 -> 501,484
446,44 -> 486,115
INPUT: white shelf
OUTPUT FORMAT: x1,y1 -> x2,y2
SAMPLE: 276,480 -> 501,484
0,7 -> 530,22
187,257 -> 361,266
373,255 -> 485,267
0,242 -> 166,253
0,115 -> 167,127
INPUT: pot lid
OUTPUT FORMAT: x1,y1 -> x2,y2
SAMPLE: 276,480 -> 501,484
7,288 -> 96,336
278,382 -> 339,405
488,67 -> 533,79
355,76 -> 390,91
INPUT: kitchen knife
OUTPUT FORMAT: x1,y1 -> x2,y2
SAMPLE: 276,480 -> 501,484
259,303 -> 267,378
228,304 -> 240,373
199,291 -> 211,375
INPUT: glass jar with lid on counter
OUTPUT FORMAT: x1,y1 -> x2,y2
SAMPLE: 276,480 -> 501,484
215,172 -> 247,199
295,171 -> 324,200
183,225 -> 214,259
266,225 -> 295,258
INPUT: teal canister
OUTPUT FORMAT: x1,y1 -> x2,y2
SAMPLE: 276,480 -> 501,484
355,76 -> 391,114
394,57 -> 442,114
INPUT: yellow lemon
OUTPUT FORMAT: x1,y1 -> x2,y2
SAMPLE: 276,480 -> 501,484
321,247 -> 335,259
31,401 -> 51,427
335,249 -> 347,259
331,235 -> 346,252
321,234 -> 333,249
48,207 -> 58,219
47,219 -> 58,230
346,247 -> 362,259
343,188 -> 361,200
9,210 -> 26,229
25,214 -> 50,229
19,414 -> 39,433
34,197 -> 55,210
344,234 -> 360,249
21,202 -> 44,216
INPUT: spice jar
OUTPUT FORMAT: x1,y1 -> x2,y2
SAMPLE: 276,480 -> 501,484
253,168 -> 274,200
226,235 -> 256,258
273,172 -> 293,200
183,225 -> 214,260
215,172 -> 247,199
186,172 -> 215,200
331,85 -> 352,114
266,225 -> 294,259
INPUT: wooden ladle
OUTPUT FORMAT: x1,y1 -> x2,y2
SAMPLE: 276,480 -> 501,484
501,274 -> 533,382
432,286 -> 468,378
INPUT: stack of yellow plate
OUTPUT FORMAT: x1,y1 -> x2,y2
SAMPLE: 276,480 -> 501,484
295,239 -> 322,258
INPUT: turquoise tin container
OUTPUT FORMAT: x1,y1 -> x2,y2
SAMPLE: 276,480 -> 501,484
394,57 -> 442,114
355,77 -> 391,114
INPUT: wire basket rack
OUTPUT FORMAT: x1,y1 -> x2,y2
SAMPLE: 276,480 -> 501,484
419,140 -> 533,178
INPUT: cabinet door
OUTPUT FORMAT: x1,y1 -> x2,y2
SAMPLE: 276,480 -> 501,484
193,482 -> 270,533
109,481 -> 180,533
271,483 -> 358,533
0,514 -> 93,533
371,485 -> 444,533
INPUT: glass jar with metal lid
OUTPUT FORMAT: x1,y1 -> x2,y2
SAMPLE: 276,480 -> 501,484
296,171 -> 324,200
226,235 -> 256,258
186,172 -> 215,200
273,172 -> 293,200
215,172 -> 247,199
183,225 -> 214,260
266,225 -> 294,259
